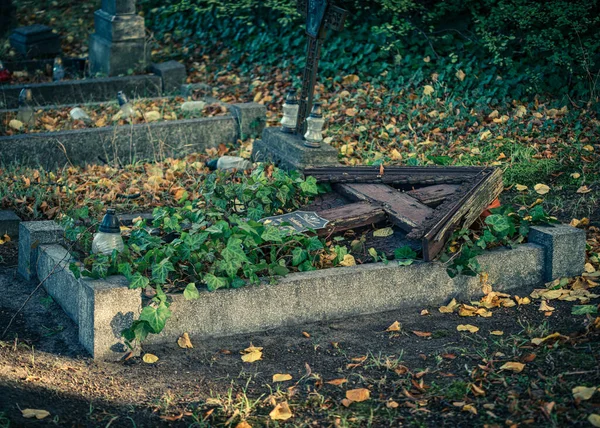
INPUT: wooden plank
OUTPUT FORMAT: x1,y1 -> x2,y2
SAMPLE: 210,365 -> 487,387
407,184 -> 460,207
421,168 -> 504,261
336,184 -> 434,232
316,202 -> 386,236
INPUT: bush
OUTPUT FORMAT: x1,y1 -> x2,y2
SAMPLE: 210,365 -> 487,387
141,0 -> 600,104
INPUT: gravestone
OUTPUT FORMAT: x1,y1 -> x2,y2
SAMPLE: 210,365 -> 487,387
252,0 -> 348,171
89,0 -> 146,76
9,25 -> 61,58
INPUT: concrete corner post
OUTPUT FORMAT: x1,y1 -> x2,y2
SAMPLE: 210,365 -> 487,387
229,103 -> 267,140
18,221 -> 64,281
529,224 -> 586,281
89,0 -> 147,76
0,210 -> 21,239
150,61 -> 187,94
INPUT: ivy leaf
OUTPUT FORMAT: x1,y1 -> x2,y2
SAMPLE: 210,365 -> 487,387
394,246 -> 417,260
69,262 -> 81,279
185,232 -> 208,250
129,272 -> 150,290
205,273 -> 228,291
151,258 -> 175,284
300,176 -> 319,195
261,226 -> 283,242
139,302 -> 172,334
272,265 -> 289,276
305,236 -> 324,251
118,262 -> 133,279
183,283 -> 200,300
292,248 -> 307,266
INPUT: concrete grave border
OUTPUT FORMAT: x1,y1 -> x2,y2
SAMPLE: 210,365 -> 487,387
18,220 -> 585,360
0,102 -> 266,168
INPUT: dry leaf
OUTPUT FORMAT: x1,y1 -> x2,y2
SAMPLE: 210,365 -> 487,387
423,85 -> 434,95
412,331 -> 432,337
143,353 -> 159,364
490,330 -> 504,336
462,404 -> 477,415
177,332 -> 193,349
346,388 -> 370,402
373,227 -> 394,238
345,108 -> 357,117
385,321 -> 401,332
572,386 -> 597,401
515,184 -> 528,191
386,400 -> 399,409
326,378 -> 347,386
235,422 -> 252,428
577,185 -> 592,194
515,296 -> 531,305
470,384 -> 486,396
534,183 -> 550,195
589,414 -> 600,427
457,324 -> 479,333
339,254 -> 356,267
439,298 -> 459,313
456,70 -> 466,81
21,409 -> 50,419
342,74 -> 360,85
269,401 -> 292,421
341,398 -> 353,407
585,263 -> 596,273
9,119 -> 24,130
420,309 -> 430,316
531,332 -> 568,345
499,362 -> 525,373
273,373 -> 293,382
241,345 -> 263,363
539,300 -> 555,312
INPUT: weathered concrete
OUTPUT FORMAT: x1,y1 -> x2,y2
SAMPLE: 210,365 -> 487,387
229,103 -> 268,140
0,75 -> 162,109
36,244 -> 78,322
9,25 -> 61,58
0,115 -> 238,169
0,210 -> 21,239
529,224 -> 586,281
18,221 -> 64,281
252,127 -> 339,171
150,61 -> 187,94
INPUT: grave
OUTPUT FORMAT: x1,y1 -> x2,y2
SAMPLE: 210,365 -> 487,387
9,25 -> 61,59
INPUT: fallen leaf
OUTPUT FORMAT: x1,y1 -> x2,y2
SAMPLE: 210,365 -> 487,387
490,330 -> 504,336
235,422 -> 252,428
583,145 -> 595,152
386,400 -> 399,409
345,108 -> 357,117
385,321 -> 401,332
177,332 -> 193,349
439,298 -> 459,313
241,345 -> 263,363
346,388 -> 370,402
571,172 -> 581,179
456,69 -> 466,81
457,324 -> 479,333
539,300 -> 555,312
373,227 -> 394,238
470,383 -> 486,396
341,398 -> 353,407
499,362 -> 525,373
420,309 -> 430,316
531,332 -> 568,345
515,184 -> 528,191
534,183 -> 550,195
342,74 -> 360,85
462,404 -> 477,415
21,409 -> 50,419
423,85 -> 434,95
572,386 -> 597,401
9,119 -> 24,130
585,263 -> 596,273
479,130 -> 492,141
515,296 -> 531,305
522,353 -> 537,363
143,353 -> 159,364
339,254 -> 356,267
302,331 -> 311,338
577,185 -> 592,194
273,373 -> 292,382
144,111 -> 161,122
326,378 -> 347,386
413,331 -> 432,337
589,414 -> 600,427
269,401 -> 292,421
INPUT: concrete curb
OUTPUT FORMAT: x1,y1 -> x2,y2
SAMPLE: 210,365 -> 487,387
0,75 -> 162,109
18,221 -> 585,360
0,102 -> 266,168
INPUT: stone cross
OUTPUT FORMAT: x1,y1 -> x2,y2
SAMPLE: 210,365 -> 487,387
295,0 -> 348,135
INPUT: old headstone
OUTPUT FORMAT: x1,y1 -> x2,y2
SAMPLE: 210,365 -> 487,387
252,0 -> 348,170
89,0 -> 146,76
150,60 -> 187,93
9,25 -> 61,58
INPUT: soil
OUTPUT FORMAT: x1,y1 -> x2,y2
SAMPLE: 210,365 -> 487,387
1,262 -> 598,427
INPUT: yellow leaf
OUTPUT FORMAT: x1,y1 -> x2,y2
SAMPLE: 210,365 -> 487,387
345,108 -> 357,117
531,332 -> 568,345
589,414 -> 600,427
21,409 -> 50,419
577,185 -> 591,194
515,296 -> 531,305
326,378 -> 347,386
177,332 -> 193,349
144,111 -> 161,122
340,144 -> 354,156
346,388 -> 370,402
236,422 -> 253,428
253,92 -> 262,103
390,148 -> 402,160
341,398 -> 353,407
490,330 -> 504,336
515,184 -> 528,191
420,309 -> 430,316
143,353 -> 159,363
572,386 -> 597,401
9,119 -> 24,130
457,324 -> 479,333
342,74 -> 360,85
423,85 -> 434,96
269,401 -> 293,421
571,173 -> 581,179
462,404 -> 477,415
534,183 -> 550,195
583,145 -> 594,152
540,289 -> 563,300
585,263 -> 596,273
339,254 -> 356,267
385,321 -> 401,332
241,349 -> 262,363
500,362 -> 525,373
515,105 -> 527,118
439,298 -> 459,313
479,130 -> 492,141
386,400 -> 399,409
273,373 -> 292,382
456,69 -> 466,81
373,227 -> 394,238
539,300 -> 555,312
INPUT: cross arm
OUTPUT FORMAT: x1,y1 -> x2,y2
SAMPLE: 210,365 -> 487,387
297,0 -> 348,32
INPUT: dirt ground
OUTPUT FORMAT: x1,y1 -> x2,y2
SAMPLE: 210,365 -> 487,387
1,234 -> 599,427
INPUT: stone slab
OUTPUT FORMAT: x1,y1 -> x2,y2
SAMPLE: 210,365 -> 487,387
0,210 -> 21,239
89,34 -> 146,77
0,75 -> 162,109
529,224 -> 586,281
229,102 -> 267,139
9,25 -> 61,58
150,61 -> 187,94
18,221 -> 64,281
94,10 -> 145,42
0,115 -> 238,169
101,0 -> 136,15
252,127 -> 339,171
37,244 -> 79,322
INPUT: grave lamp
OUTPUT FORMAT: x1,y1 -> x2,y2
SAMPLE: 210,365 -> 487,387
92,209 -> 124,255
280,90 -> 299,133
303,103 -> 325,148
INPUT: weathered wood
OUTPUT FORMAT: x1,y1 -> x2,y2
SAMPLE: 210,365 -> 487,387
335,184 -> 434,232
421,168 -> 504,261
407,184 -> 460,207
316,202 -> 386,236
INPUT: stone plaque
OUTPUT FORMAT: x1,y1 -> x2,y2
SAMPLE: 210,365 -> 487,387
262,210 -> 329,234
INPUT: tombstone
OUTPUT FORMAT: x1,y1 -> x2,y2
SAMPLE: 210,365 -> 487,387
89,0 -> 147,76
0,0 -> 16,37
9,25 -> 61,58
252,0 -> 348,171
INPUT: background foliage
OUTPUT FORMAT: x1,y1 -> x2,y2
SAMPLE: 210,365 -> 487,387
141,0 -> 600,105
